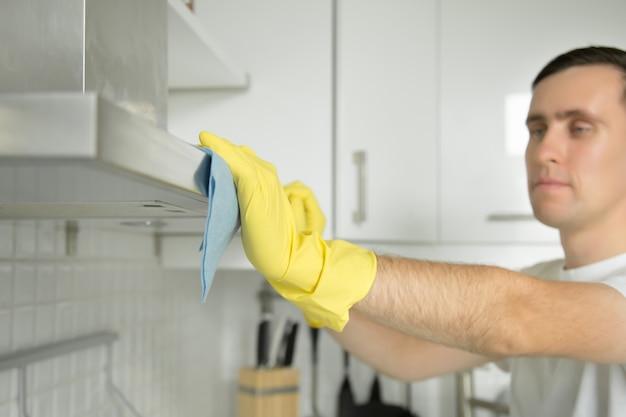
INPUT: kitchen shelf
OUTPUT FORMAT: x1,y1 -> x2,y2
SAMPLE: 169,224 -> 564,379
167,0 -> 248,90
160,233 -> 251,270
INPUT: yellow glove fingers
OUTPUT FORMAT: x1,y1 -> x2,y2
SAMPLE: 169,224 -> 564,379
199,131 -> 294,280
284,181 -> 326,235
287,190 -> 307,232
198,131 -> 272,187
283,181 -> 325,328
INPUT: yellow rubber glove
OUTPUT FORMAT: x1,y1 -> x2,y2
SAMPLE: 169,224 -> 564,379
284,181 -> 326,238
284,181 -> 326,328
198,131 -> 377,331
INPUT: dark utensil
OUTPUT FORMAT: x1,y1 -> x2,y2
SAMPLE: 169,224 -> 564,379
355,374 -> 419,417
355,402 -> 415,417
337,350 -> 358,417
256,314 -> 271,367
369,374 -> 382,402
280,322 -> 299,367
268,315 -> 289,368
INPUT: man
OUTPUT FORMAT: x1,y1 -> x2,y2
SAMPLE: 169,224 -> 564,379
200,46 -> 626,417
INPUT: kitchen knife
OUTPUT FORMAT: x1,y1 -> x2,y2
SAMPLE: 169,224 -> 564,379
280,322 -> 299,367
267,315 -> 289,368
256,314 -> 271,367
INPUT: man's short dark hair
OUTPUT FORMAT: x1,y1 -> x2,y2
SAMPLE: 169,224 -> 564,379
532,46 -> 626,101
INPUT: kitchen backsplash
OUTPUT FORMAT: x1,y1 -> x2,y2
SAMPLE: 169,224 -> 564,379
0,220 -> 237,416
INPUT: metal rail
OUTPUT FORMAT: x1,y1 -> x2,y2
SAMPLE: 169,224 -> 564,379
0,332 -> 142,417
0,332 -> 118,372
456,371 -> 510,417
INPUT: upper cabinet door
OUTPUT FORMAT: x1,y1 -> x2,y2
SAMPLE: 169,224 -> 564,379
168,0 -> 334,231
335,0 -> 439,243
440,0 -> 626,243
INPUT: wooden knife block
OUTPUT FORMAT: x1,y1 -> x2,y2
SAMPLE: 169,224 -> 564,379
237,367 -> 299,417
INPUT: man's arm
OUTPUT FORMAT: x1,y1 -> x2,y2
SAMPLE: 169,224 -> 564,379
199,134 -> 626,364
354,255 -> 626,363
329,311 -> 493,382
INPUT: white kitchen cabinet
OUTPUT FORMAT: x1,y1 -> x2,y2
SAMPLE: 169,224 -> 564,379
439,0 -> 626,243
335,0 -> 439,243
167,0 -> 333,232
336,0 -> 626,245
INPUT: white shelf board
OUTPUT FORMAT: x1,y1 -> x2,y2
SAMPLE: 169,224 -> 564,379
160,234 -> 253,270
167,0 -> 248,90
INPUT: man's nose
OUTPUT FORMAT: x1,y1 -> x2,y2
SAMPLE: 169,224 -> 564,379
529,127 -> 564,165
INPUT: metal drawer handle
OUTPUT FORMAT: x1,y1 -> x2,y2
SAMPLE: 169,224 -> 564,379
487,213 -> 535,222
352,150 -> 367,224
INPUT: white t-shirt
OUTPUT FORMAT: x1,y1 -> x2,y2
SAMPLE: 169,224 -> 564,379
503,253 -> 626,417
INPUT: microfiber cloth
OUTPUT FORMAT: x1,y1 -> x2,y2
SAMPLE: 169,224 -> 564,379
193,145 -> 241,300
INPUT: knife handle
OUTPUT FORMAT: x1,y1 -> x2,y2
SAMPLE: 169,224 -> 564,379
268,315 -> 289,368
310,326 -> 319,365
256,318 -> 271,367
282,322 -> 299,366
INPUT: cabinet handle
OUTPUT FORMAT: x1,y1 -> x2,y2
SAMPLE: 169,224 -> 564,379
487,213 -> 535,222
352,150 -> 367,224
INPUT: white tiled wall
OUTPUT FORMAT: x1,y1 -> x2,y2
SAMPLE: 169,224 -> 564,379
0,220 -> 242,417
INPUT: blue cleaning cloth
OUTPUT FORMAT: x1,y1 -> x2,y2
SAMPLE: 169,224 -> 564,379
193,145 -> 241,300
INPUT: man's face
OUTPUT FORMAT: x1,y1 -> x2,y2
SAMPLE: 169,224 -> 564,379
525,64 -> 626,233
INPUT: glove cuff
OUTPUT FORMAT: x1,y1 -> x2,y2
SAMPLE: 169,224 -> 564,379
291,240 -> 377,331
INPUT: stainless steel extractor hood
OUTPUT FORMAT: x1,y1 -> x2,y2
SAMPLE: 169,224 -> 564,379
1,0 -> 169,127
0,92 -> 207,220
0,0 -> 245,225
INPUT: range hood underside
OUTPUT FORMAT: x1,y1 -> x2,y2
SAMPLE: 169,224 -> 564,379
0,93 -> 209,225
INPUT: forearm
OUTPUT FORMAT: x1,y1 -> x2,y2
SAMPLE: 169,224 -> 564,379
353,255 -> 533,357
328,311 -> 492,381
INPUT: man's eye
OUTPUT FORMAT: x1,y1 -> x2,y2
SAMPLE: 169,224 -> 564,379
528,127 -> 545,138
571,124 -> 591,135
